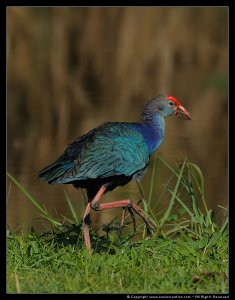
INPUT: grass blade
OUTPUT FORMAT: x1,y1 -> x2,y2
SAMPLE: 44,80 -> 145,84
7,173 -> 47,215
148,154 -> 157,205
158,158 -> 187,229
64,191 -> 79,224
7,172 -> 61,227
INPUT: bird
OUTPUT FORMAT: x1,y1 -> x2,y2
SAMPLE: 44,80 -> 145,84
38,94 -> 191,251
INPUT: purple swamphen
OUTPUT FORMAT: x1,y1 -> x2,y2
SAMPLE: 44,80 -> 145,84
38,94 -> 191,251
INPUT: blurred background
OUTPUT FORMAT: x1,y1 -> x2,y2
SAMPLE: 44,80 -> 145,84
7,7 -> 228,232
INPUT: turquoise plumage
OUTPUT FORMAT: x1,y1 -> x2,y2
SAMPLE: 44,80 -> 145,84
38,94 -> 191,251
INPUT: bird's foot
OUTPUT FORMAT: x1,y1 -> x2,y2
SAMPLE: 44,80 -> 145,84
146,224 -> 154,236
119,207 -> 137,234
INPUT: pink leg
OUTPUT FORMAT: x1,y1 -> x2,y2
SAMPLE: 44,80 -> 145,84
82,202 -> 92,252
82,186 -> 107,251
91,198 -> 154,235
82,185 -> 154,251
120,208 -> 126,228
120,207 -> 137,232
128,207 -> 137,232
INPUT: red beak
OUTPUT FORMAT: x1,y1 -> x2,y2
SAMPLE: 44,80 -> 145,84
174,105 -> 191,120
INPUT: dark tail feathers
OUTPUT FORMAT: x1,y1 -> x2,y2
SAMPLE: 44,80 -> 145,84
38,160 -> 73,184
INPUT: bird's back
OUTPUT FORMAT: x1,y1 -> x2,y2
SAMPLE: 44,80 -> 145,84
38,122 -> 150,186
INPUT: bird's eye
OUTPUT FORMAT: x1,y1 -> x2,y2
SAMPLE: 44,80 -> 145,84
169,101 -> 174,106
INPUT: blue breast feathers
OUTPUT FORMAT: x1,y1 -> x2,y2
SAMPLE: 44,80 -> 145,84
127,116 -> 165,154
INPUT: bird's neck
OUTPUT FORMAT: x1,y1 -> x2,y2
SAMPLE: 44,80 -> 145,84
132,114 -> 165,154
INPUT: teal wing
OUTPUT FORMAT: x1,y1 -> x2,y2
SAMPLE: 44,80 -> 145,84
53,123 -> 150,183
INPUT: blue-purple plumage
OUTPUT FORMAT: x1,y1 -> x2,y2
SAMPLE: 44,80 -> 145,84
38,94 -> 191,199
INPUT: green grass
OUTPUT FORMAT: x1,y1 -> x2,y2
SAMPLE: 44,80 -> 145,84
7,156 -> 228,293
7,229 -> 228,293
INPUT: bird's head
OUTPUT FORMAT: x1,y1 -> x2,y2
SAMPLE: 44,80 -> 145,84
142,94 -> 191,122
